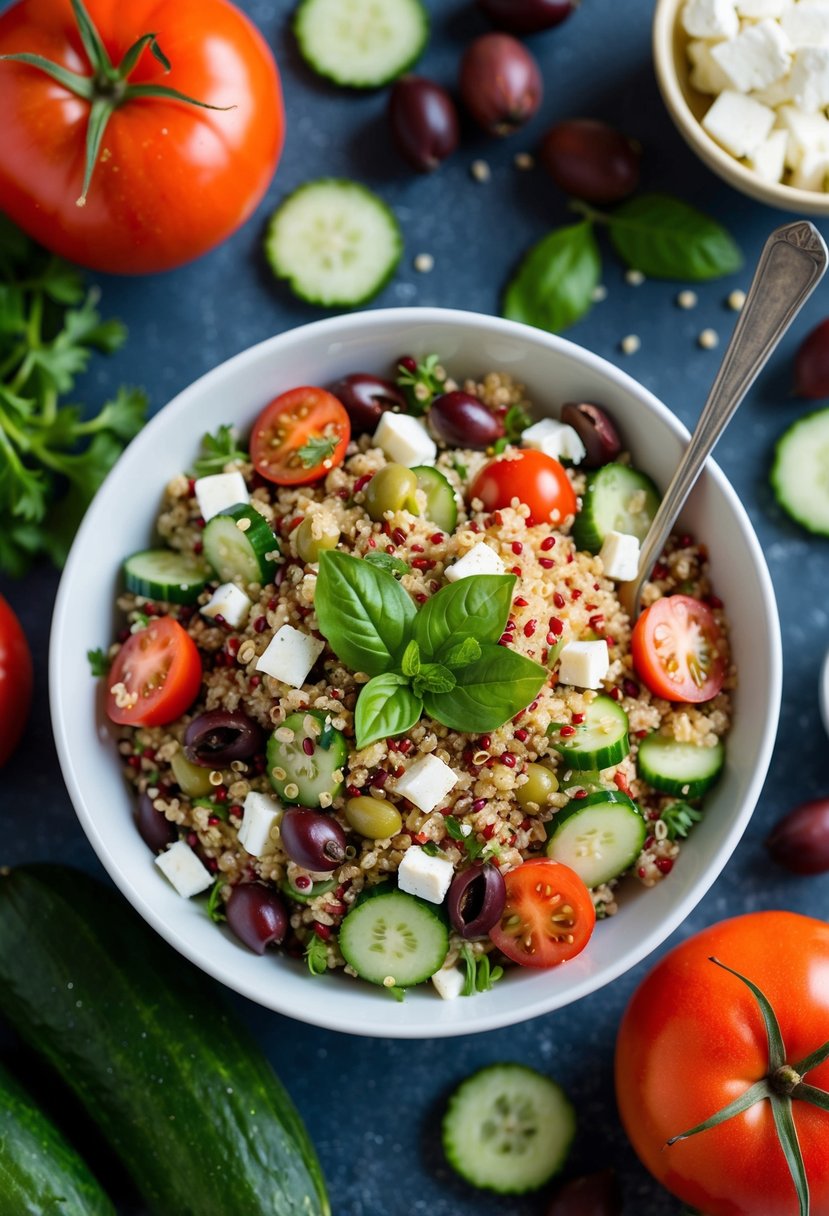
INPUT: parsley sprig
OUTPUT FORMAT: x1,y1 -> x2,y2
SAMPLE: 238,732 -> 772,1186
192,424 -> 248,476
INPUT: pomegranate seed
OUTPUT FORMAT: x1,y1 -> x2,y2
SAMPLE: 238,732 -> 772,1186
472,798 -> 488,813
514,728 -> 528,742
412,557 -> 436,571
187,832 -> 198,847
429,580 -> 439,593
411,543 -> 424,553
415,592 -> 427,603
546,632 -> 557,645
652,562 -> 668,579
645,835 -> 655,849
347,785 -> 362,799
193,540 -> 203,555
571,712 -> 585,725
680,534 -> 693,548
553,591 -> 565,609
573,789 -> 587,800
706,593 -> 724,610
571,589 -> 582,600
386,545 -> 395,555
469,521 -> 480,533
559,725 -> 577,738
127,755 -> 142,769
354,473 -> 373,493
549,617 -> 563,636
512,541 -> 523,555
398,354 -> 417,373
505,620 -> 516,632
254,616 -> 268,634
539,557 -> 555,569
541,648 -> 549,663
605,635 -> 616,647
511,565 -> 522,576
656,857 -> 674,875
230,805 -> 242,817
208,815 -> 221,826
479,734 -> 492,750
493,511 -> 504,526
529,700 -> 539,711
609,686 -> 623,701
589,614 -> 605,630
367,536 -> 377,549
187,478 -> 196,496
392,527 -> 407,545
623,678 -> 640,697
501,753 -> 516,768
302,737 -> 315,756
313,923 -> 331,941
397,740 -> 412,755
498,634 -> 511,646
214,788 -> 228,802
541,536 -> 556,551
388,740 -> 398,751
430,532 -> 444,544
514,596 -> 529,607
637,867 -> 647,878
226,637 -> 241,655
483,823 -> 496,840
635,729 -> 649,739
142,747 -> 155,759
586,603 -> 597,611
394,766 -> 405,778
249,675 -> 261,688
370,770 -> 389,788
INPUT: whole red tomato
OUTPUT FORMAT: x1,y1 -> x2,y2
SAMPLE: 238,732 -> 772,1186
0,0 -> 284,273
616,912 -> 829,1216
0,595 -> 34,767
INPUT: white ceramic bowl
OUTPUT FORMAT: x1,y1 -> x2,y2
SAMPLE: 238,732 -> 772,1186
51,308 -> 781,1038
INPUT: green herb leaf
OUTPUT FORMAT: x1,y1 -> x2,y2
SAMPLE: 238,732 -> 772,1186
414,573 -> 515,657
425,643 -> 547,734
661,801 -> 703,840
442,636 -> 482,670
464,835 -> 487,862
354,673 -> 422,749
363,550 -> 410,576
504,403 -> 531,441
192,798 -> 230,821
444,816 -> 465,841
86,646 -> 110,676
206,879 -> 227,924
315,550 -> 417,677
607,193 -> 743,281
401,638 -> 421,678
460,945 -> 504,995
298,433 -> 338,468
452,457 -> 468,481
502,220 -> 600,334
412,662 -> 456,698
396,352 -> 446,415
305,933 -> 329,977
420,841 -> 442,857
193,424 -> 248,477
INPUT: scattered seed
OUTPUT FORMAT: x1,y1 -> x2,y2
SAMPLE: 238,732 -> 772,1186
676,289 -> 698,310
727,289 -> 746,311
620,334 -> 641,355
413,252 -> 434,273
625,268 -> 645,286
698,328 -> 719,350
470,159 -> 491,182
591,284 -> 608,303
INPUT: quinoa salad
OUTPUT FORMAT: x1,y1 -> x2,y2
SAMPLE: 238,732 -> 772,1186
97,353 -> 733,1001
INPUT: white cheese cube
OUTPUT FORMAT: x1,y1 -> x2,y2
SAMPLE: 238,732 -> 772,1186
444,541 -> 505,583
557,640 -> 610,690
781,1 -> 829,48
394,754 -> 458,814
682,0 -> 739,39
238,791 -> 283,857
702,90 -> 775,156
790,147 -> 829,188
200,582 -> 252,629
255,624 -> 324,688
194,472 -> 249,523
598,531 -> 641,582
790,46 -> 829,112
397,846 -> 455,904
373,412 -> 437,467
749,76 -> 793,106
688,40 -> 735,94
155,841 -> 213,898
747,127 -> 789,180
737,0 -> 791,15
432,965 -> 465,1000
776,104 -> 829,167
711,21 -> 791,93
521,418 -> 587,465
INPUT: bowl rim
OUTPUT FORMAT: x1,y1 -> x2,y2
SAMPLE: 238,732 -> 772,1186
49,306 -> 783,1037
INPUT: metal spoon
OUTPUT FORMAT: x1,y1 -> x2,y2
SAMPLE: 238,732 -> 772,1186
619,219 -> 828,620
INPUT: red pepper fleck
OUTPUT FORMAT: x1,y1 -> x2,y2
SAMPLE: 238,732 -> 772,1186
613,771 -> 630,795
656,857 -> 674,875
412,832 -> 428,845
539,557 -> 555,569
313,923 -> 331,941
512,541 -> 523,555
559,725 -> 577,738
514,727 -> 528,742
541,536 -> 556,551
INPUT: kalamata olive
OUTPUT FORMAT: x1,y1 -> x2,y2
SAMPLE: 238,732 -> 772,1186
447,863 -> 506,939
428,391 -> 505,449
540,119 -> 641,205
389,76 -> 460,172
135,792 -> 177,853
330,372 -> 407,434
226,883 -> 288,954
280,808 -> 346,872
546,1170 -> 623,1216
560,402 -> 623,468
477,0 -> 578,34
766,799 -> 829,874
794,318 -> 829,398
459,34 -> 542,136
184,710 -> 264,767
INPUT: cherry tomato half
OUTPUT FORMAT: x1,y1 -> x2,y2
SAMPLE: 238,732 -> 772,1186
0,595 -> 33,767
489,858 -> 595,968
631,595 -> 725,703
250,387 -> 351,486
105,617 -> 202,727
469,449 -> 578,526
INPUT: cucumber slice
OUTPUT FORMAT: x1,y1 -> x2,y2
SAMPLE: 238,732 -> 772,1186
637,733 -> 725,798
294,0 -> 429,88
280,877 -> 337,904
264,179 -> 403,308
547,694 -> 629,771
202,504 -> 280,586
442,1064 -> 575,1194
573,463 -> 661,553
267,711 -> 347,807
545,790 -> 646,887
412,465 -> 458,533
338,887 -> 449,987
771,407 -> 829,536
123,548 -> 209,604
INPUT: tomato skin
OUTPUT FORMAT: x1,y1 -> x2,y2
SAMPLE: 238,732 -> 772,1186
616,912 -> 829,1216
251,387 -> 351,486
105,617 -> 202,727
0,0 -> 284,273
469,449 -> 578,526
489,858 -> 595,968
0,595 -> 33,768
631,594 -> 725,703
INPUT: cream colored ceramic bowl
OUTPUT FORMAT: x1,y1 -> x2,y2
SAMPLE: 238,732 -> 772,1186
653,0 -> 829,216
50,308 -> 782,1038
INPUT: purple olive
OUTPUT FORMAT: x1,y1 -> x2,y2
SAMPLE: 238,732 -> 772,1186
226,883 -> 288,954
184,710 -> 264,767
280,808 -> 346,872
540,119 -> 641,205
389,76 -> 460,173
330,373 -> 407,435
560,402 -> 623,468
477,0 -> 579,34
428,391 -> 505,449
447,863 -> 506,939
459,34 -> 542,136
766,799 -> 829,875
546,1170 -> 623,1216
135,792 -> 177,853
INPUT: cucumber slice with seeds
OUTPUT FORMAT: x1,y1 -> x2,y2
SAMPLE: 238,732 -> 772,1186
202,504 -> 279,586
547,694 -> 629,771
545,790 -> 646,887
573,463 -> 660,553
294,0 -> 429,88
123,549 -> 209,604
338,886 -> 449,987
770,407 -> 829,535
267,710 -> 347,807
637,733 -> 724,798
412,465 -> 458,533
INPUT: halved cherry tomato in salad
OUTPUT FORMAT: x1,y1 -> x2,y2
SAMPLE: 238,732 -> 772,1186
631,595 -> 725,704
488,858 -> 595,968
0,595 -> 33,767
105,617 -> 202,727
469,449 -> 578,526
250,387 -> 351,486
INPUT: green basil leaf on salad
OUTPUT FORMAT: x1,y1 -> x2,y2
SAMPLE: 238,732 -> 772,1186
354,673 -> 422,750
363,550 -> 410,576
412,662 -> 456,698
442,636 -> 482,670
607,193 -> 743,281
315,550 -> 416,677
502,220 -> 600,334
400,638 -> 421,678
424,643 -> 547,734
414,574 -> 515,657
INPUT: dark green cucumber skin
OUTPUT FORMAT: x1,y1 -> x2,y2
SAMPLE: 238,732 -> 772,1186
0,1060 -> 114,1216
0,866 -> 329,1216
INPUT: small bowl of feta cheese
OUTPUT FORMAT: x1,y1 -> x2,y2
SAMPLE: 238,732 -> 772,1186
653,0 -> 829,214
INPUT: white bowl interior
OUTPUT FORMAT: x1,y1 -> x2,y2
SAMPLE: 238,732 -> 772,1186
50,308 -> 781,1037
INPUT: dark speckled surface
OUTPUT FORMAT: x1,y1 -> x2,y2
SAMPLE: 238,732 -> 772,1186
1,0 -> 828,1213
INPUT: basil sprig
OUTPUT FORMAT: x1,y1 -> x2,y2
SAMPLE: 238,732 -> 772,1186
315,552 -> 547,748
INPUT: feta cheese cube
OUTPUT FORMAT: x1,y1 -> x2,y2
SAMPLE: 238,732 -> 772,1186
682,0 -> 739,39
747,127 -> 789,179
194,472 -> 249,523
688,40 -> 735,94
373,412 -> 437,467
255,624 -> 324,688
397,845 -> 455,904
711,20 -> 791,93
521,418 -> 587,465
790,46 -> 829,111
557,640 -> 610,690
598,531 -> 641,581
737,0 -> 791,17
781,0 -> 829,48
749,76 -> 794,106
155,841 -> 213,898
200,582 -> 251,628
432,965 -> 466,1000
238,791 -> 283,857
702,90 -> 776,156
444,541 -> 505,583
776,103 -> 829,166
790,147 -> 829,188
394,754 -> 458,814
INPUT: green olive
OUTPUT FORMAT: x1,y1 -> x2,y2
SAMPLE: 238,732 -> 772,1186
170,750 -> 215,798
363,464 -> 419,521
516,762 -> 559,812
295,513 -> 341,563
344,796 -> 403,840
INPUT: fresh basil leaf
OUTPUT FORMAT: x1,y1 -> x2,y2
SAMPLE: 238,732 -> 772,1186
401,638 -> 421,678
442,636 -> 482,670
424,643 -> 547,733
502,220 -> 600,334
316,550 -> 416,677
414,574 -> 515,656
444,816 -> 465,841
354,673 -> 422,749
412,663 -> 456,697
363,550 -> 411,576
607,193 -> 742,281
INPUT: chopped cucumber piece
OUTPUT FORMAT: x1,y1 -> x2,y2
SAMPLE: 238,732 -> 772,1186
637,733 -> 724,798
338,886 -> 449,987
264,179 -> 403,308
547,694 -> 629,771
294,0 -> 429,88
267,711 -> 347,807
545,790 -> 646,887
573,463 -> 660,553
280,877 -> 337,904
412,465 -> 458,533
770,407 -> 829,536
442,1064 -> 575,1194
202,505 -> 279,587
123,548 -> 209,605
